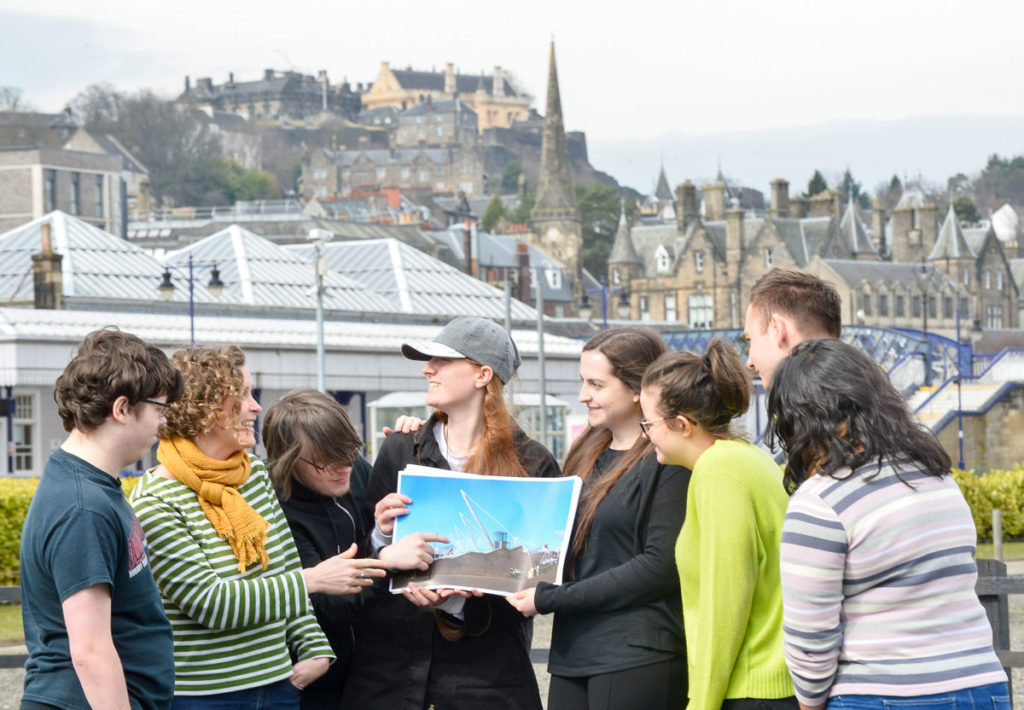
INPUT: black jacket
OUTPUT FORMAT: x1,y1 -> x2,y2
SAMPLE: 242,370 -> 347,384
343,416 -> 560,710
534,451 -> 690,678
276,457 -> 372,709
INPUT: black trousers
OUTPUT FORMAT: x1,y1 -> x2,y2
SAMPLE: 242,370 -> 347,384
722,697 -> 800,710
548,657 -> 687,710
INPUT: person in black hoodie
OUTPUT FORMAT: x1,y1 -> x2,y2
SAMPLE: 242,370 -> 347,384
263,389 -> 437,710
508,327 -> 690,710
343,317 -> 560,710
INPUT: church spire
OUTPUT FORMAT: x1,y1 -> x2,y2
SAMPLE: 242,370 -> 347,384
533,41 -> 577,213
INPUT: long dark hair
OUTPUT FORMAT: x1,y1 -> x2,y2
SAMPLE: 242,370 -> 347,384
641,338 -> 751,437
563,327 -> 666,559
766,339 -> 951,493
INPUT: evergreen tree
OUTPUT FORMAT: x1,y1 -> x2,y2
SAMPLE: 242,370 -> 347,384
481,194 -> 505,232
806,170 -> 828,197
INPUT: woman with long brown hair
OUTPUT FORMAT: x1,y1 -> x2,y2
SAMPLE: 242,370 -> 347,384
507,326 -> 689,710
341,317 -> 560,710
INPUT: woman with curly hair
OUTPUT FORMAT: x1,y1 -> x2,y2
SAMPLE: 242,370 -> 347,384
506,327 -> 689,710
342,317 -> 560,710
639,339 -> 795,710
768,339 -> 1007,710
129,346 -> 386,709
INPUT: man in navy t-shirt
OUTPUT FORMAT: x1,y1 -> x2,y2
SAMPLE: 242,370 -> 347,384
19,329 -> 183,710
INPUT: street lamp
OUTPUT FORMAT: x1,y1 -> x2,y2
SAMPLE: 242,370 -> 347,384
917,264 -> 934,387
954,306 -> 983,470
308,229 -> 331,394
158,252 -> 224,346
535,265 -> 547,449
579,276 -> 630,329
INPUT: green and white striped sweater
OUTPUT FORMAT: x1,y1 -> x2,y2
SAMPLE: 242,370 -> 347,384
129,454 -> 334,695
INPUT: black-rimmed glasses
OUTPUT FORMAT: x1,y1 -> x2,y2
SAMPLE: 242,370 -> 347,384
300,457 -> 349,475
141,398 -> 171,411
639,416 -> 670,436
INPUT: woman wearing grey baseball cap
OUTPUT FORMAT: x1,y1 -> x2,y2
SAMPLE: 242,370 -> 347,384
342,317 -> 560,710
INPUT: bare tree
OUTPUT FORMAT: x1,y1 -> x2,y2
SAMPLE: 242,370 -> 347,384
0,87 -> 34,112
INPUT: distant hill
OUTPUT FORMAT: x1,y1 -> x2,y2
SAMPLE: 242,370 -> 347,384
591,114 -> 1024,197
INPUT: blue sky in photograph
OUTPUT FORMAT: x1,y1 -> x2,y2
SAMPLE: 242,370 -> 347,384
394,467 -> 580,556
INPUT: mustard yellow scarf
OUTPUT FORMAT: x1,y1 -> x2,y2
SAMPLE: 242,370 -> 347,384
157,436 -> 270,573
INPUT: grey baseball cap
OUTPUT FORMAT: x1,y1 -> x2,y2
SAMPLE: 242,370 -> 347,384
402,317 -> 522,384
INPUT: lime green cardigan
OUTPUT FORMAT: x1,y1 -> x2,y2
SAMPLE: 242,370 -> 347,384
676,439 -> 794,710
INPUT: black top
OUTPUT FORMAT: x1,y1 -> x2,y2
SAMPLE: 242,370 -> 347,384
275,456 -> 372,706
343,414 -> 560,710
534,450 -> 690,677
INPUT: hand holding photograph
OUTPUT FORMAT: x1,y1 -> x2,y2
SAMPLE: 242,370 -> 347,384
390,465 -> 582,596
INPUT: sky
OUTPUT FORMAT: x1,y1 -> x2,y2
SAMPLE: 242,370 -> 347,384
5,0 -> 1024,194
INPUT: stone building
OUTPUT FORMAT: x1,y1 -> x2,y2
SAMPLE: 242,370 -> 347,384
393,97 -> 478,149
0,147 -> 125,235
182,69 -> 361,123
362,62 -> 531,132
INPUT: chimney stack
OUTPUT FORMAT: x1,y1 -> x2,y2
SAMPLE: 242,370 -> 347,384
770,178 -> 790,218
516,242 -> 531,303
704,183 -> 726,221
676,180 -> 698,232
32,223 -> 63,310
444,63 -> 456,95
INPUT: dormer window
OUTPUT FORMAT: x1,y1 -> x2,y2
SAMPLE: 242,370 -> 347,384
656,245 -> 671,274
694,251 -> 704,274
764,247 -> 774,269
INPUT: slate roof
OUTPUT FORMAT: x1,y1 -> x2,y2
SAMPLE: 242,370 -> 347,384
929,204 -> 976,260
630,223 -> 683,276
832,199 -> 879,259
286,238 -> 537,320
654,167 -> 673,201
330,148 -> 453,166
963,227 -> 991,255
609,207 -> 642,265
823,260 -> 955,290
0,211 -> 165,303
1009,259 -> 1024,302
390,69 -> 523,98
86,132 -> 148,174
773,216 -> 833,267
401,98 -> 476,118
432,194 -> 520,221
164,225 -> 393,314
894,188 -> 927,209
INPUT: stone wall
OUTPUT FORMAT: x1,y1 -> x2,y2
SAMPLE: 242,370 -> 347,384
936,385 -> 1024,471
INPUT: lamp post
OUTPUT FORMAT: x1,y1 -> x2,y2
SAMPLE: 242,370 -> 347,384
955,306 -> 983,470
578,276 -> 631,329
917,265 -> 932,387
308,229 -> 331,393
535,266 -> 547,449
158,252 -> 224,346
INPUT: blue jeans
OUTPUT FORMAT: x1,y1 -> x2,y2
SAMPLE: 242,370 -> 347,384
170,678 -> 300,710
828,683 -> 1010,710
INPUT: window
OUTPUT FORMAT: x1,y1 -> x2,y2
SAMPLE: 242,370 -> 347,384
928,295 -> 936,319
436,166 -> 445,177
998,271 -> 1004,291
943,296 -> 953,319
896,295 -> 905,317
95,175 -> 104,217
376,167 -> 386,179
612,268 -> 620,285
912,295 -> 921,317
547,269 -> 562,290
960,297 -> 968,315
664,294 -> 677,321
436,126 -> 443,137
987,304 -> 1004,329
401,167 -> 410,179
14,394 -> 35,474
640,295 -> 650,321
879,294 -> 888,316
70,172 -> 80,215
694,251 -> 704,273
963,269 -> 970,286
655,246 -> 671,274
45,169 -> 56,211
984,270 -> 991,289
688,293 -> 713,329
313,168 -> 327,179
861,292 -> 872,316
418,170 -> 428,182
764,247 -> 774,269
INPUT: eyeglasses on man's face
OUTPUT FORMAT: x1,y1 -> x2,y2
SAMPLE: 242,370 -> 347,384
300,457 -> 350,476
141,398 -> 171,412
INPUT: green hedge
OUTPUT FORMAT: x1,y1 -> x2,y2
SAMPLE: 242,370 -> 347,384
0,476 -> 141,587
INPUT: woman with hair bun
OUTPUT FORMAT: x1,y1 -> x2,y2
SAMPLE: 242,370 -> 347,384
640,339 -> 795,710
507,326 -> 689,710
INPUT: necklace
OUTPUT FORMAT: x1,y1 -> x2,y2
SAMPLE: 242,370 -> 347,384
442,423 -> 473,471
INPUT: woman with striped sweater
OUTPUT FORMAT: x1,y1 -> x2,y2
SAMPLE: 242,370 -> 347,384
768,339 -> 1007,710
130,346 -> 386,709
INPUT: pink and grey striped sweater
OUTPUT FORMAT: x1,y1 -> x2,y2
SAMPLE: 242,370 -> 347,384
780,458 -> 1006,705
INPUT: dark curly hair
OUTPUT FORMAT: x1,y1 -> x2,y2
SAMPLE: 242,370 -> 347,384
160,345 -> 246,440
54,328 -> 183,433
766,339 -> 950,493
